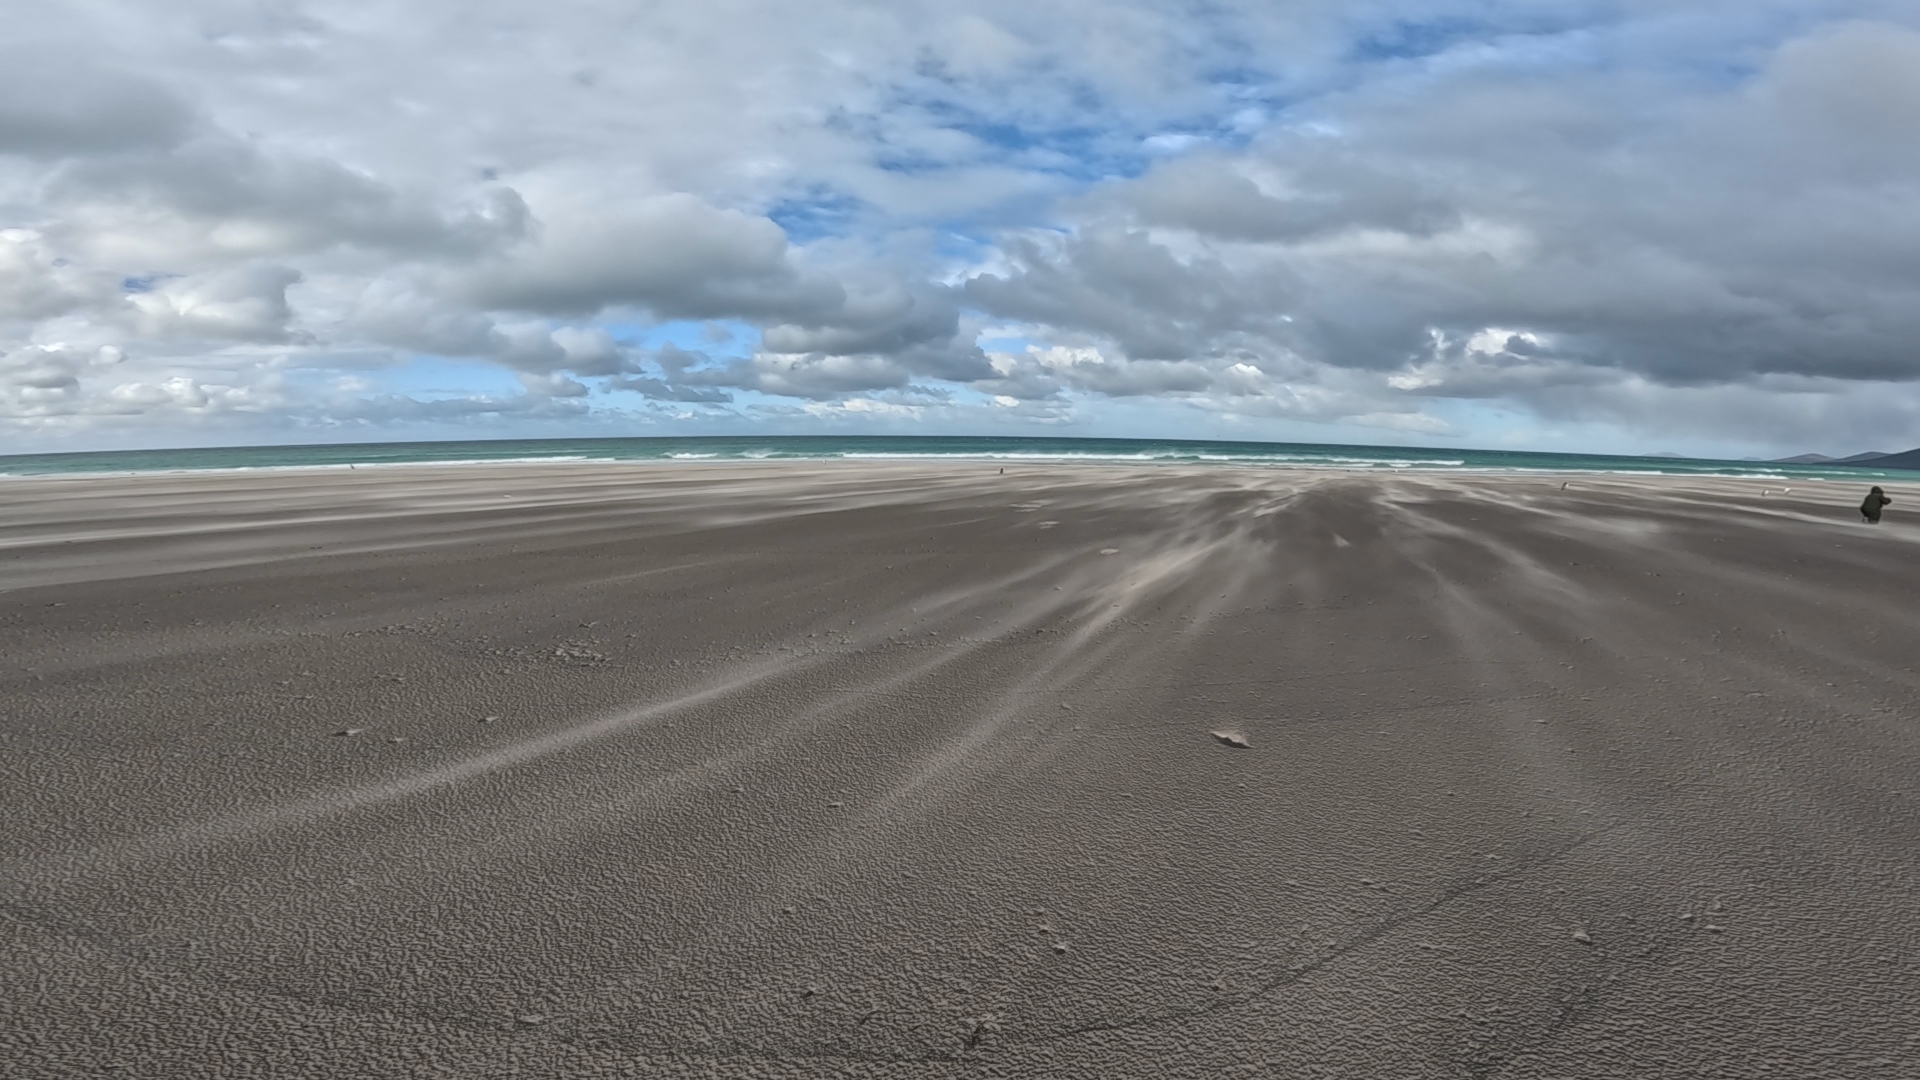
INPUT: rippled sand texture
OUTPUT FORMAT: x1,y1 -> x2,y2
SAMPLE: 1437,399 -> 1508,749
4,463 -> 1917,1078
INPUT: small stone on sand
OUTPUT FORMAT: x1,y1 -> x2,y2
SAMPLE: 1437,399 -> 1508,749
482,715 -> 500,723
334,728 -> 364,737
1210,730 -> 1252,748
516,1014 -> 546,1025
1572,928 -> 1593,944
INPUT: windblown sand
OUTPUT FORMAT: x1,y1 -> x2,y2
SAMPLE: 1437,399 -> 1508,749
3,463 -> 1916,1077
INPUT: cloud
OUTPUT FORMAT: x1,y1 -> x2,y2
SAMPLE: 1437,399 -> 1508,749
679,353 -> 914,399
103,375 -> 260,414
759,282 -> 992,381
996,345 -> 1217,398
1760,20 -> 1920,153
54,141 -> 533,266
605,375 -> 733,403
5,2 -> 1920,454
0,229 -> 118,320
517,371 -> 590,398
1113,154 -> 1459,243
1,343 -> 123,417
344,277 -> 504,358
460,195 -> 839,321
0,57 -> 196,158
966,14 -> 1920,418
965,227 -> 1297,362
124,264 -> 303,342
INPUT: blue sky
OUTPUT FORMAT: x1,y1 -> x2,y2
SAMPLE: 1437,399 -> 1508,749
4,0 -> 1920,458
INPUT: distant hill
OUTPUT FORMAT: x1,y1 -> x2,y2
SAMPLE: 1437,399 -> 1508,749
1859,448 -> 1920,471
1773,451 -> 1893,465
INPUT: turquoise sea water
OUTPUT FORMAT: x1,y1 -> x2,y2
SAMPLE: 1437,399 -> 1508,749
0,436 -> 1907,482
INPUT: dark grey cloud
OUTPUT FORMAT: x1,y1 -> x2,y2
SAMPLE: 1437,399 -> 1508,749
55,140 -> 532,263
759,284 -> 993,381
459,195 -> 840,321
0,58 -> 196,158
966,227 -> 1298,361
1116,154 -> 1459,243
0,344 -> 117,416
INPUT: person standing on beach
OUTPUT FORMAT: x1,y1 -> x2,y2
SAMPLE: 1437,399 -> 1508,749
1861,486 -> 1891,523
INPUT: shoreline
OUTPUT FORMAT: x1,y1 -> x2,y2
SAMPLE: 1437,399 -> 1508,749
2,433 -> 1911,485
0,451 -> 1912,485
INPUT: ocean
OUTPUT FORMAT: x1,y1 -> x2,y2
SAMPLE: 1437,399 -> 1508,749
0,435 -> 1905,482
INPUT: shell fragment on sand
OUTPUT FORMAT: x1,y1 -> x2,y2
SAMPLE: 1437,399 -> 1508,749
1210,730 -> 1253,749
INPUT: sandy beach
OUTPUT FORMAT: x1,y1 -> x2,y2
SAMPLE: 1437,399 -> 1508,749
3,462 -> 1917,1078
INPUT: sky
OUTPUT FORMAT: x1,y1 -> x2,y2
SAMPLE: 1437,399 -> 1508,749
4,1 -> 1920,458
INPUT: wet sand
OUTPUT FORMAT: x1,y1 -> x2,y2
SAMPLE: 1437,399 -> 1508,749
3,463 -> 1917,1077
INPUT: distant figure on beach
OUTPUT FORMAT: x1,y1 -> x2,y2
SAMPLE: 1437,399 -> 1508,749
1861,486 -> 1891,524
